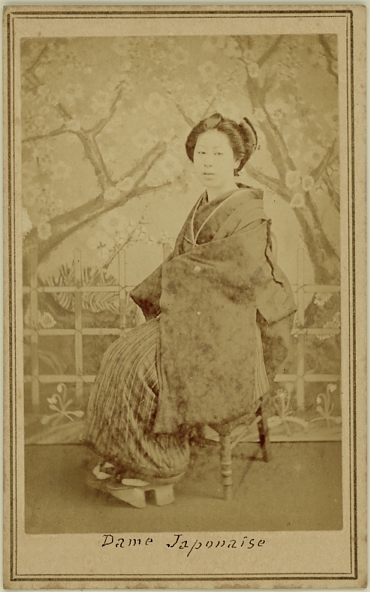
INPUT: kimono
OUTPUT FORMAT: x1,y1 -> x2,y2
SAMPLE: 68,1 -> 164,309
83,186 -> 296,479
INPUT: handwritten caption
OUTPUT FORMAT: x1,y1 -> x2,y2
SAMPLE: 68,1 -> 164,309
102,534 -> 266,557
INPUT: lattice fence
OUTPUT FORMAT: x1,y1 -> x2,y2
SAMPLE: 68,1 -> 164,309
23,246 -> 340,413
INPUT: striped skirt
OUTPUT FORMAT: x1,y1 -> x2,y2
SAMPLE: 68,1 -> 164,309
83,316 -> 269,479
82,318 -> 190,479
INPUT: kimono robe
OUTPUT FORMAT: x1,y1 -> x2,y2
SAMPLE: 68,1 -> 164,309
83,186 -> 296,479
131,186 -> 296,433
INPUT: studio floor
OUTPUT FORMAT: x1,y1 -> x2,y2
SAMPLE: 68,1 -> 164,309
25,442 -> 342,534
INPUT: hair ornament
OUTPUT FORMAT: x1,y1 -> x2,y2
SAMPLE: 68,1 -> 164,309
239,116 -> 258,155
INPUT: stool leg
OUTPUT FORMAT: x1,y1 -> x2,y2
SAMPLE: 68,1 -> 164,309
257,408 -> 271,462
219,434 -> 233,500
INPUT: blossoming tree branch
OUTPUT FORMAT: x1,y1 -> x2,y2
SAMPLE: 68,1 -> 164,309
21,36 -> 339,286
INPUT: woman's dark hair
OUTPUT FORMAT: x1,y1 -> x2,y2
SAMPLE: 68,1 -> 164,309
185,112 -> 258,173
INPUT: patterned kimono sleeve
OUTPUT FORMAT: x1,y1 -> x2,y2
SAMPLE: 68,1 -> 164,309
130,251 -> 175,320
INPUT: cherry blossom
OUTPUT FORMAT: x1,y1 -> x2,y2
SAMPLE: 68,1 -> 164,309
314,292 -> 332,307
285,170 -> 301,189
301,175 -> 315,191
116,177 -> 134,192
103,187 -> 121,203
290,193 -> 305,208
37,218 -> 52,241
22,208 -> 33,236
247,61 -> 260,78
304,147 -> 326,167
158,154 -> 183,180
253,108 -> 266,123
65,119 -> 81,132
101,212 -> 123,234
38,311 -> 56,329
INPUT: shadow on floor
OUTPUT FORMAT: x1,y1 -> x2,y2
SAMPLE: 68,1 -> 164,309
25,442 -> 342,534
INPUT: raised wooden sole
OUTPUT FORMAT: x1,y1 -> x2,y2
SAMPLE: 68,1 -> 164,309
106,482 -> 175,508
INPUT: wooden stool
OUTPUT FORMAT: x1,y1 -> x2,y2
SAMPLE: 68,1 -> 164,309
211,399 -> 271,501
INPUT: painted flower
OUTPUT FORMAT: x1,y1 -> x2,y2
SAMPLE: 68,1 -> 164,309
116,177 -> 134,192
324,311 -> 341,330
37,218 -> 52,241
103,187 -> 121,203
39,312 -> 56,329
144,92 -> 167,116
303,147 -> 325,167
285,170 -> 301,189
301,175 -> 315,191
22,208 -> 33,236
42,384 -> 85,426
158,154 -> 183,179
314,292 -> 332,307
65,119 -> 81,132
290,193 -> 305,208
198,60 -> 219,79
253,108 -> 266,123
101,212 -> 122,234
247,61 -> 260,78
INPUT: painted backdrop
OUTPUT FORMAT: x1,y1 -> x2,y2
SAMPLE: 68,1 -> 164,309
21,35 -> 341,443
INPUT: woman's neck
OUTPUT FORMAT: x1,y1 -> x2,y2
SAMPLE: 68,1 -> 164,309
206,182 -> 239,202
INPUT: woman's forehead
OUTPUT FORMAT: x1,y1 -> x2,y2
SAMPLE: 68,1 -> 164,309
196,129 -> 232,149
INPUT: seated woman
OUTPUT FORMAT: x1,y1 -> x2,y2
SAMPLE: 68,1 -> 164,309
82,112 -> 296,506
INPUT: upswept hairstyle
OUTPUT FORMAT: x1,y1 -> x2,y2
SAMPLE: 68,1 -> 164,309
185,112 -> 258,174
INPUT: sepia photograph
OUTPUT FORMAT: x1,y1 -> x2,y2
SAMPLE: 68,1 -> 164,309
4,4 -> 366,588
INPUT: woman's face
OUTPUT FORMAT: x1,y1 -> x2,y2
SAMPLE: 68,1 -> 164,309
193,129 -> 240,192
